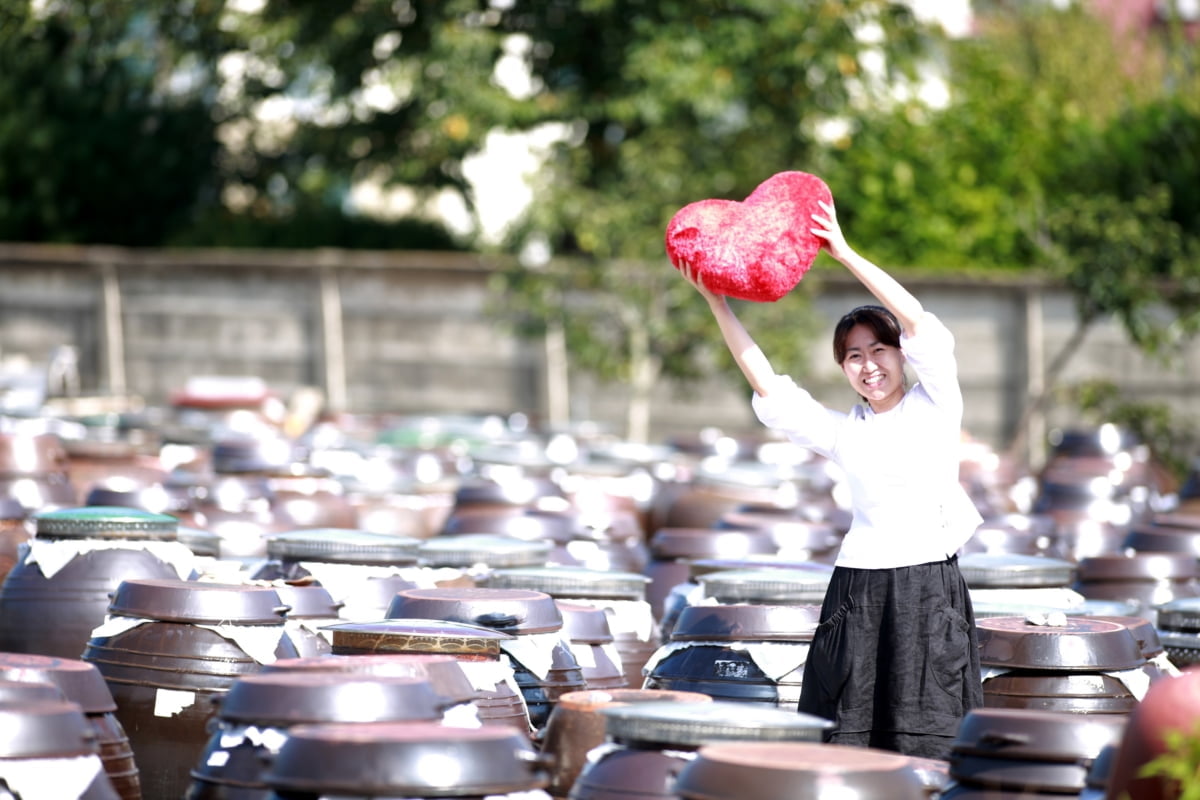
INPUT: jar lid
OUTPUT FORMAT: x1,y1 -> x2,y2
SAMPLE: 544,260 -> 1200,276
675,741 -> 926,800
556,602 -> 614,644
1156,597 -> 1200,632
0,652 -> 117,713
441,509 -> 574,542
34,506 -> 177,541
217,673 -> 443,726
952,707 -> 1125,763
688,556 -> 833,581
648,528 -> 777,560
326,619 -> 512,658
1077,553 -> 1200,581
417,534 -> 551,568
976,616 -> 1146,671
266,529 -> 420,566
106,578 -> 289,625
601,700 -> 832,747
485,566 -> 649,600
263,654 -> 478,705
698,568 -> 832,604
671,603 -> 820,642
716,513 -> 841,551
387,587 -> 563,635
959,553 -> 1077,588
0,679 -> 66,706
269,583 -> 342,619
453,477 -> 565,508
263,722 -> 547,796
1123,525 -> 1200,556
0,702 -> 97,759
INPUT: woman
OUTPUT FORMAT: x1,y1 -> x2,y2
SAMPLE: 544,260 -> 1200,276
680,199 -> 983,759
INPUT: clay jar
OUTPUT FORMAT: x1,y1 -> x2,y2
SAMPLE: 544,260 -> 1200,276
82,578 -> 299,800
570,700 -> 832,800
0,429 -> 77,510
644,604 -> 821,708
323,619 -> 532,735
539,689 -> 711,800
386,586 -> 586,731
0,700 -> 121,800
0,652 -> 141,800
185,672 -> 444,800
0,506 -> 190,659
486,566 -> 661,685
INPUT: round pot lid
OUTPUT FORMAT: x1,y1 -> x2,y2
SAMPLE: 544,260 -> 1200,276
443,508 -> 576,543
417,534 -> 552,568
1076,553 -> 1200,581
601,700 -> 832,747
0,679 -> 66,706
263,721 -> 547,795
698,567 -> 832,604
217,673 -> 443,725
555,602 -> 613,644
675,742 -> 927,800
671,603 -> 820,642
958,554 -> 1076,589
1156,597 -> 1200,632
485,566 -> 649,600
951,707 -> 1125,763
976,616 -> 1146,671
982,670 -> 1139,700
386,587 -> 562,635
453,476 -> 565,508
265,529 -> 420,566
269,583 -> 342,619
716,513 -> 840,549
648,527 -> 777,560
0,652 -> 117,713
34,505 -> 178,541
263,654 -> 477,705
106,578 -> 289,625
949,755 -> 1089,793
1087,615 -> 1164,658
1123,525 -> 1200,556
325,618 -> 512,658
0,702 -> 96,759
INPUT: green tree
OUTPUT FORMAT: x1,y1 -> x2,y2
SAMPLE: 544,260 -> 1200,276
488,0 -> 936,440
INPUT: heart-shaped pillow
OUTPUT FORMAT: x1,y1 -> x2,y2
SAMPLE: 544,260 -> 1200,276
665,171 -> 833,302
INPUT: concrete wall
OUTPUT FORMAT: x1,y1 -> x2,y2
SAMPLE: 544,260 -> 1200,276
1,243 -> 1197,466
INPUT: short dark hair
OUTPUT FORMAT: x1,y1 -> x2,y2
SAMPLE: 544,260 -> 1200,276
832,305 -> 902,364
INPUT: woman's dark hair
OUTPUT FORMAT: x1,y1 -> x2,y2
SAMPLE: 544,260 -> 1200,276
832,305 -> 902,364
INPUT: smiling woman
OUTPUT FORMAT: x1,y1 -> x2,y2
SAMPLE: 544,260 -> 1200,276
678,195 -> 984,760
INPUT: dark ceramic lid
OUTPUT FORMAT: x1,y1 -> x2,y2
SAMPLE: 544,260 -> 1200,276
981,670 -> 1140,700
648,527 -> 777,560
688,556 -> 835,580
601,700 -> 832,747
325,618 -> 512,658
698,567 -> 832,604
1158,597 -> 1200,632
417,534 -> 552,568
1076,553 -> 1200,581
106,578 -> 289,625
1123,525 -> 1200,556
34,505 -> 178,541
263,721 -> 547,795
0,653 -> 117,713
675,741 -> 926,800
1088,615 -> 1164,657
485,566 -> 649,600
211,435 -> 295,474
270,583 -> 342,619
386,587 -> 563,635
216,673 -> 443,725
341,574 -> 420,610
266,529 -> 420,566
958,554 -> 1077,588
976,616 -> 1146,671
1151,512 -> 1200,531
0,680 -> 66,706
949,755 -> 1089,793
0,701 -> 97,758
442,508 -> 574,542
671,603 -> 820,642
84,483 -> 192,515
952,707 -> 1125,763
716,513 -> 840,549
555,602 -> 614,644
262,654 -> 478,705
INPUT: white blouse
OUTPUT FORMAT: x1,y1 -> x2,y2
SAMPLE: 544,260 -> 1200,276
752,312 -> 982,569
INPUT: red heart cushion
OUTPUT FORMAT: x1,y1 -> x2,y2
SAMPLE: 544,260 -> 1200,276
664,171 -> 833,302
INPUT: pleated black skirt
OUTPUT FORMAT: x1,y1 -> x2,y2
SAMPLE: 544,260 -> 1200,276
798,554 -> 983,760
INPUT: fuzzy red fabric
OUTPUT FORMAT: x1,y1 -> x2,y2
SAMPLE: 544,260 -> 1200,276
665,171 -> 833,302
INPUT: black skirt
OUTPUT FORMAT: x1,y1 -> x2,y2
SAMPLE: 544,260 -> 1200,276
798,554 -> 983,760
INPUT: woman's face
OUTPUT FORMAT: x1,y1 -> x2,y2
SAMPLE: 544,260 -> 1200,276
840,323 -> 906,413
